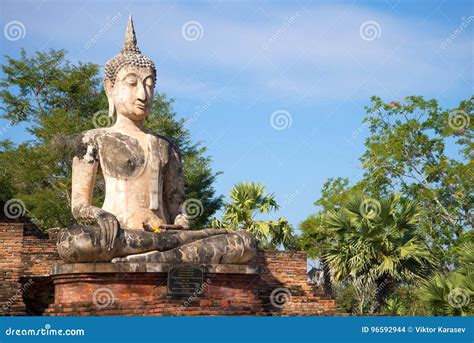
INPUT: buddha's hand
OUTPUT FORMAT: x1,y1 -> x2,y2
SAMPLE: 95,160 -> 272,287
95,211 -> 120,251
174,214 -> 190,230
137,208 -> 165,233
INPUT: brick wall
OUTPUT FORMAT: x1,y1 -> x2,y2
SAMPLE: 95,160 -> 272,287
0,223 -> 61,315
253,251 -> 336,315
45,273 -> 263,316
0,223 -> 26,315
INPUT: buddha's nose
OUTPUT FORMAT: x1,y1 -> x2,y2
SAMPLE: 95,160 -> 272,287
136,84 -> 147,101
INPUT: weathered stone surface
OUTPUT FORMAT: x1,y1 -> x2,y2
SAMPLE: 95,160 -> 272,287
50,262 -> 260,275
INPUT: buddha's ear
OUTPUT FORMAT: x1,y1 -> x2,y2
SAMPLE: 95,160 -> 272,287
104,79 -> 115,118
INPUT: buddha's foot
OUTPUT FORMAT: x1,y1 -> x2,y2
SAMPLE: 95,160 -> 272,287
112,230 -> 257,264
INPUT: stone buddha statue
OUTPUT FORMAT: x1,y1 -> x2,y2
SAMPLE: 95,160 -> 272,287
57,17 -> 256,265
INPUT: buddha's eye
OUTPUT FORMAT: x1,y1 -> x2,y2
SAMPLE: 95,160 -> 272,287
126,76 -> 137,85
145,78 -> 154,87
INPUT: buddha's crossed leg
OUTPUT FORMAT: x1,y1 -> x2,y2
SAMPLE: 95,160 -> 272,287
57,225 -> 230,263
111,230 -> 257,264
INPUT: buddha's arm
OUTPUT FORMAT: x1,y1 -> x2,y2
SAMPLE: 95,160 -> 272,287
163,143 -> 189,229
71,140 -> 118,249
71,156 -> 102,220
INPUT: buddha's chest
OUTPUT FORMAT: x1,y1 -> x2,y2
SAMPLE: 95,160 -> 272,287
96,131 -> 168,179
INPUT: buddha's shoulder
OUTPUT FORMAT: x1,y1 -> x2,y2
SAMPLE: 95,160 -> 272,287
78,128 -> 110,144
145,130 -> 180,152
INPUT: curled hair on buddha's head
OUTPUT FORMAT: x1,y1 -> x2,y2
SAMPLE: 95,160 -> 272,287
104,15 -> 156,86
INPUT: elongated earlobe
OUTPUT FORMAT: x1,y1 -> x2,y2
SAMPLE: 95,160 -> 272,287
108,96 -> 115,118
104,79 -> 115,117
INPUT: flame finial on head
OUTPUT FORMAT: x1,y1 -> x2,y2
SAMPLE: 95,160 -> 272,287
122,15 -> 141,54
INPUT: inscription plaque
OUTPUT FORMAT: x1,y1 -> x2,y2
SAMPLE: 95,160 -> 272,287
167,267 -> 204,296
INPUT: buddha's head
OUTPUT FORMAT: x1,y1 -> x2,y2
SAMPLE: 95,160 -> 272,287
104,16 -> 156,122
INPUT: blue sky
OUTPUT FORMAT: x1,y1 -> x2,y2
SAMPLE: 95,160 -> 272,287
0,0 -> 472,229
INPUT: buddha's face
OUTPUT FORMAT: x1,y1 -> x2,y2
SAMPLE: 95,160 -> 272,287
105,65 -> 155,121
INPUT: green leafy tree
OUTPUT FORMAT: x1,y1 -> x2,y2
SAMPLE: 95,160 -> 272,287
299,178 -> 364,297
324,193 -> 433,313
299,213 -> 334,297
361,96 -> 473,262
300,96 -> 473,312
0,49 -> 222,229
212,182 -> 298,250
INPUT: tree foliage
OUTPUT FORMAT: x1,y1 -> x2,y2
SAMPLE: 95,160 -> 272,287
361,96 -> 473,257
324,193 -> 433,313
212,182 -> 298,250
300,95 -> 472,314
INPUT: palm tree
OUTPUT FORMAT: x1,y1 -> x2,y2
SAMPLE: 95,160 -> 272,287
212,182 -> 297,249
324,193 -> 433,313
417,242 -> 473,316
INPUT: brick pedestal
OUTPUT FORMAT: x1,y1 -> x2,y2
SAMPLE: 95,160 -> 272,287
45,263 -> 262,316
